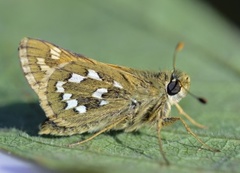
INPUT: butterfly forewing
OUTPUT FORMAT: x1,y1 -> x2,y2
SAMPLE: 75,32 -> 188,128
20,39 -> 76,93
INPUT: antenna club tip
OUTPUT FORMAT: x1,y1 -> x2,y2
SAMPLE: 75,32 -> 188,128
176,42 -> 184,51
198,97 -> 207,104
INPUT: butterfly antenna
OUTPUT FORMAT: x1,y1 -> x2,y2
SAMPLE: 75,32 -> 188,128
184,88 -> 207,104
173,42 -> 184,72
173,42 -> 207,104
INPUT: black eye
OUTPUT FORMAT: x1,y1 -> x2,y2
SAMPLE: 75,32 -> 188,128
167,80 -> 181,95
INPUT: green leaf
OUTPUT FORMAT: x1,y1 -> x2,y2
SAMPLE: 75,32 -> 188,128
0,0 -> 240,173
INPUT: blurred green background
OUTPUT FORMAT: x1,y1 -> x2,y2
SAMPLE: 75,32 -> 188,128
0,0 -> 240,173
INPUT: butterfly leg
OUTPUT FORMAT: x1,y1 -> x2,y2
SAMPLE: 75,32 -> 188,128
174,103 -> 207,129
157,118 -> 170,165
160,117 -> 220,152
69,116 -> 128,147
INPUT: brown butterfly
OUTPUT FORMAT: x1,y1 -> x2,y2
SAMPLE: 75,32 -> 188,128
18,38 -> 219,165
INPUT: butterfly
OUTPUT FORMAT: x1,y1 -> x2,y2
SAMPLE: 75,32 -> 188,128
18,37 -> 219,164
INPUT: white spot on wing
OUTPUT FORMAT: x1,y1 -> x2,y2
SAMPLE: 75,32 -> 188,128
37,58 -> 45,65
52,47 -> 61,53
62,93 -> 72,101
75,105 -> 87,113
92,88 -> 108,99
87,69 -> 102,81
51,55 -> 59,60
65,99 -> 78,110
40,65 -> 50,71
50,47 -> 61,60
22,65 -> 31,73
56,81 -> 66,93
19,46 -> 28,64
36,58 -> 50,71
20,57 -> 28,66
131,98 -> 138,104
113,80 -> 123,89
100,100 -> 109,106
68,73 -> 86,83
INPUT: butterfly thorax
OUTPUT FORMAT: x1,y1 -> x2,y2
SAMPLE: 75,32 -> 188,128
120,69 -> 190,132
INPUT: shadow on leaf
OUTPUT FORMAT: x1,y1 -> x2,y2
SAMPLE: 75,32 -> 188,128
0,102 -> 45,136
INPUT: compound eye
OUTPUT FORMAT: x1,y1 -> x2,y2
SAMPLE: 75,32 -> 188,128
167,79 -> 181,95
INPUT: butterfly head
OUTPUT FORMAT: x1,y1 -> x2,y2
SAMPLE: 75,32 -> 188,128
166,42 -> 206,105
166,70 -> 190,104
